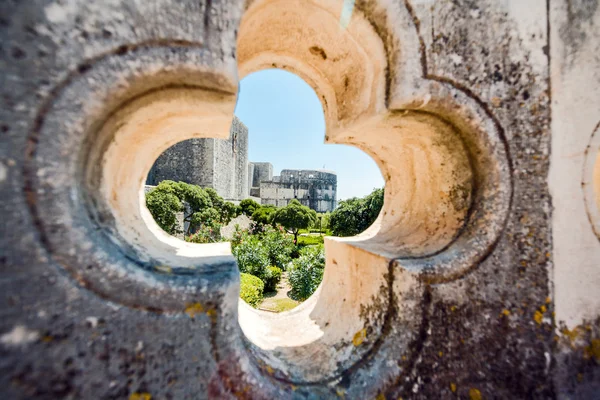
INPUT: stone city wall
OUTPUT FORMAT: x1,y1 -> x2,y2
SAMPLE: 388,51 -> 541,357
146,116 -> 249,201
146,138 -> 214,189
247,162 -> 255,196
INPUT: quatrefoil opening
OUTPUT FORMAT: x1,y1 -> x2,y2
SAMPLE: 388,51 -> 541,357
24,0 -> 511,390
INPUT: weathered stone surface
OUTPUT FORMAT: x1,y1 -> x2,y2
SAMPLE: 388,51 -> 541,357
147,139 -> 214,189
550,0 -> 600,397
220,214 -> 253,240
0,0 -> 598,399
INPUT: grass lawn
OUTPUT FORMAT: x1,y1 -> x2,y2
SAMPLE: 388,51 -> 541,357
297,235 -> 324,246
260,297 -> 299,312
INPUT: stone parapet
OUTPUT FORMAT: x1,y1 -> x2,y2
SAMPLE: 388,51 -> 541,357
0,0 -> 598,398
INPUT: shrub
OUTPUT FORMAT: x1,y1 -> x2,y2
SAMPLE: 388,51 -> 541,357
288,245 -> 325,300
230,225 -> 247,250
240,273 -> 264,307
186,222 -> 223,244
248,219 -> 270,236
232,235 -> 270,280
262,225 -> 294,269
308,228 -> 332,235
290,245 -> 301,259
263,266 -> 282,292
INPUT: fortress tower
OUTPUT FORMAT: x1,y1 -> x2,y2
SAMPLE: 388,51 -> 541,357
146,116 -> 249,201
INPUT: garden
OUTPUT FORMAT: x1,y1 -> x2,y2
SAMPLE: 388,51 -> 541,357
146,180 -> 383,311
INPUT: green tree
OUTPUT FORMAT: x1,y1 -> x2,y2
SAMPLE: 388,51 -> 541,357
145,185 -> 183,234
363,187 -> 384,222
204,188 -> 224,211
148,181 -> 213,234
221,201 -> 240,224
146,181 -> 236,236
330,187 -> 384,237
320,212 -> 331,232
272,199 -> 317,244
251,205 -> 277,226
312,212 -> 330,233
176,182 -> 212,214
189,208 -> 220,230
239,198 -> 261,216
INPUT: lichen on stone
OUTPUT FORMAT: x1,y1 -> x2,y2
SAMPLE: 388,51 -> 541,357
352,328 -> 367,346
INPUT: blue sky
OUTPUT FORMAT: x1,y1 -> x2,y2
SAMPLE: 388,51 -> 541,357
234,69 -> 384,201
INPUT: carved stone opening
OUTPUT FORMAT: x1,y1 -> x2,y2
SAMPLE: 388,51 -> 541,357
235,0 -> 477,383
20,0 -> 511,394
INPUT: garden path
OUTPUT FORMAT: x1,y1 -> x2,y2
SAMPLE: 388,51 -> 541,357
258,272 -> 299,313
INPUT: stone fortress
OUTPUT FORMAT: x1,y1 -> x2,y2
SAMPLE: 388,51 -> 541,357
249,163 -> 337,212
146,117 -> 337,212
146,116 -> 250,201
